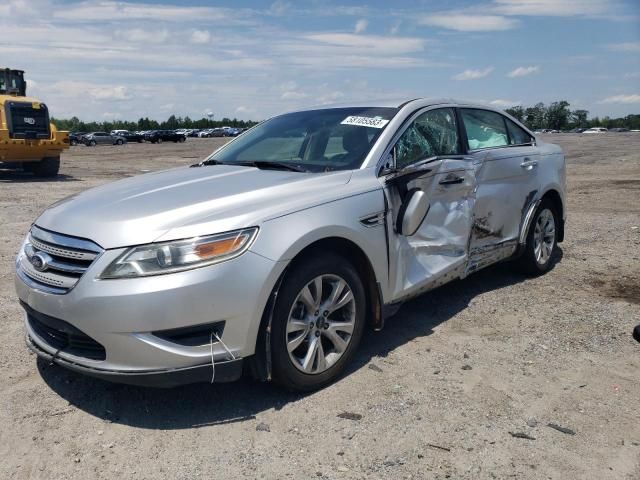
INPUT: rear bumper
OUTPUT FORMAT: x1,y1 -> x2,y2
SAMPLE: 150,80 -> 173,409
27,333 -> 244,387
0,129 -> 69,162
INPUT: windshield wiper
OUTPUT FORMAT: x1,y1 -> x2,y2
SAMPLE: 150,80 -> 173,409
192,158 -> 226,167
235,161 -> 307,173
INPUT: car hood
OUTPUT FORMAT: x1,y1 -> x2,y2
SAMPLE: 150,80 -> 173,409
35,165 -> 354,249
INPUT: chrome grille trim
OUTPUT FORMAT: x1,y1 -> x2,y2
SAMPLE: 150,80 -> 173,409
17,226 -> 103,295
29,235 -> 99,261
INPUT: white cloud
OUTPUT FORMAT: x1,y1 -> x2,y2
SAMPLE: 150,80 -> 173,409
354,19 -> 368,34
507,65 -> 540,77
115,28 -> 169,43
190,30 -> 211,44
304,33 -> 425,55
599,94 -> 640,104
453,67 -> 494,80
607,42 -> 640,52
490,99 -> 521,107
419,14 -> 518,31
58,1 -> 240,23
281,91 -> 308,100
493,0 -> 611,17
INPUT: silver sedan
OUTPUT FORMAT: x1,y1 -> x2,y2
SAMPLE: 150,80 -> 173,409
15,98 -> 566,391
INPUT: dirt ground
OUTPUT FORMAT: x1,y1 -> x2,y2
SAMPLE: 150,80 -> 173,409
1,134 -> 639,479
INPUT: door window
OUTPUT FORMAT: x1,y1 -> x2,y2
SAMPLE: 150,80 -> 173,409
505,118 -> 533,145
461,109 -> 509,150
394,108 -> 460,168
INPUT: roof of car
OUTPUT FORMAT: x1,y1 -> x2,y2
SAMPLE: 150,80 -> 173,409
304,98 -> 495,110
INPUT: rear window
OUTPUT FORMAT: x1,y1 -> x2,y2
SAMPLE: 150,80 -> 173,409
461,109 -> 509,150
505,119 -> 533,145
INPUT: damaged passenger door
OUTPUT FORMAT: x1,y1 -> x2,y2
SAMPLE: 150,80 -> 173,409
382,107 -> 477,302
460,109 -> 540,274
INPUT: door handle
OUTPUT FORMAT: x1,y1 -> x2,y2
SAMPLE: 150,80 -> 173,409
521,158 -> 538,169
439,175 -> 465,185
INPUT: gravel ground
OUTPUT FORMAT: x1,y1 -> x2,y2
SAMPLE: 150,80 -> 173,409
1,134 -> 638,479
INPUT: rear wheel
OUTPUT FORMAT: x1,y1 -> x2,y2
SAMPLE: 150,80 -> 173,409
89,140 -> 96,146
30,156 -> 60,178
271,254 -> 366,391
517,199 -> 558,275
116,139 -> 123,145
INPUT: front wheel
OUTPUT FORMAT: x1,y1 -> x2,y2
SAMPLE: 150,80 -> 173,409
271,254 -> 366,391
116,139 -> 123,145
517,199 -> 558,275
157,138 -> 163,144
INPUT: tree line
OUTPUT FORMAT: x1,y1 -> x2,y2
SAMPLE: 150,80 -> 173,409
51,114 -> 258,133
504,101 -> 640,130
51,102 -> 639,133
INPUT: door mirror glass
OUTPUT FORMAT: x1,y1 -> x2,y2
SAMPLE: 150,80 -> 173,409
399,189 -> 430,236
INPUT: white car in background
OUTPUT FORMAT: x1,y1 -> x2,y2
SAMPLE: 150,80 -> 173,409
583,127 -> 608,134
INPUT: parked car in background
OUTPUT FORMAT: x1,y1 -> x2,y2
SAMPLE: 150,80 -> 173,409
83,132 -> 126,146
583,127 -> 608,134
111,130 -> 144,143
15,99 -> 566,391
69,132 -> 87,146
609,127 -> 629,132
210,128 -> 228,137
188,129 -> 201,137
144,130 -> 186,143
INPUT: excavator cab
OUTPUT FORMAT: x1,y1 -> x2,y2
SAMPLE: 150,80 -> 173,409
0,68 -> 27,96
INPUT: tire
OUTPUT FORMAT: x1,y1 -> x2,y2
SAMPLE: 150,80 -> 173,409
116,139 -> 123,145
271,253 -> 366,391
70,140 -> 77,146
179,137 -> 185,143
89,140 -> 96,147
516,199 -> 558,275
157,138 -> 163,144
30,156 -> 60,178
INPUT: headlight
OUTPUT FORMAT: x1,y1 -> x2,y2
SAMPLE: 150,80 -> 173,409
99,227 -> 258,279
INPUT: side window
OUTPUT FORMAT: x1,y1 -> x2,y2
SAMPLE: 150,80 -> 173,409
394,108 -> 460,168
505,118 -> 533,145
461,109 -> 508,150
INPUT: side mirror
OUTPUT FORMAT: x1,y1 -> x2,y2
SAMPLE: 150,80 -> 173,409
398,189 -> 429,236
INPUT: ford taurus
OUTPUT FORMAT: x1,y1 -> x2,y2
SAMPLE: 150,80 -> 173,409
15,99 -> 566,391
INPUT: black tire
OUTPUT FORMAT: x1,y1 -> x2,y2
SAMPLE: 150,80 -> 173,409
271,253 -> 366,391
116,139 -> 123,145
89,140 -> 96,147
30,156 -> 60,178
157,138 -> 163,144
516,199 -> 558,275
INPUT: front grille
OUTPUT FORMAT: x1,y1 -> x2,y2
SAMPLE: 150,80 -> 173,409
23,302 -> 106,361
17,226 -> 102,294
5,101 -> 51,139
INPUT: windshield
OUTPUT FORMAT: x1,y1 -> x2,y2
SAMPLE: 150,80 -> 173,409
206,107 -> 398,172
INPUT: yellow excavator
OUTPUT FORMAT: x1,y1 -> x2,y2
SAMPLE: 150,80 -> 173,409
0,68 -> 69,177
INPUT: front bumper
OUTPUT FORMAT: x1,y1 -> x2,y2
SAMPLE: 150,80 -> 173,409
16,242 -> 285,384
26,333 -> 243,387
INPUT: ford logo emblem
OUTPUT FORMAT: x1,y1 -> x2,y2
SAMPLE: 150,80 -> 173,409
30,252 -> 52,272
24,117 -> 36,125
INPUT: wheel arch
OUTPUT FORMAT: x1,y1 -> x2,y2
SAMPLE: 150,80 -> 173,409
540,188 -> 564,242
247,235 -> 383,382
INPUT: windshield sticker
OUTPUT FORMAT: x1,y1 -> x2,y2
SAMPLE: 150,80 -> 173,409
341,116 -> 390,129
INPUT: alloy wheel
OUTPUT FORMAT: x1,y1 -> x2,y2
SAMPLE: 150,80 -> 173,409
286,274 -> 356,374
533,208 -> 555,265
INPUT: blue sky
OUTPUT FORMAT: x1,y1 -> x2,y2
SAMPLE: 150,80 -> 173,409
1,0 -> 638,121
